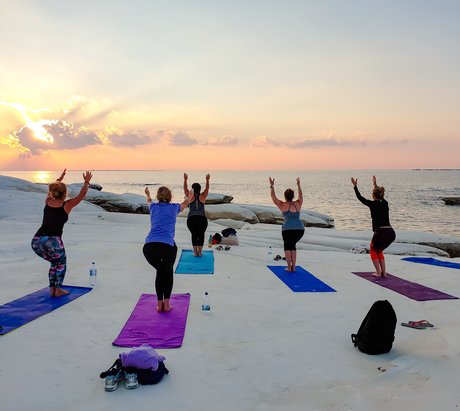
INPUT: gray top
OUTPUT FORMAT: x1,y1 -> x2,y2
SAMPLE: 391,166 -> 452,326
188,196 -> 206,217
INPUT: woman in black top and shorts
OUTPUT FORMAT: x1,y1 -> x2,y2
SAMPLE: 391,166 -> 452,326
183,173 -> 210,257
351,175 -> 396,278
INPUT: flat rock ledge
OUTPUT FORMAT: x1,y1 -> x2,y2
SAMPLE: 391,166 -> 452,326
441,197 -> 460,205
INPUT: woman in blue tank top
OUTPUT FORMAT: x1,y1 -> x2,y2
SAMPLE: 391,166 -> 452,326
269,177 -> 305,272
31,169 -> 93,297
183,173 -> 210,256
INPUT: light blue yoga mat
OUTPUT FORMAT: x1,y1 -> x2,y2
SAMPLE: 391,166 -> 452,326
401,257 -> 460,270
175,250 -> 214,274
267,265 -> 336,292
0,285 -> 92,335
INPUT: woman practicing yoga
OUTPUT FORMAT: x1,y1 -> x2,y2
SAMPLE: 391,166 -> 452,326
31,169 -> 93,297
183,173 -> 210,256
143,186 -> 194,312
351,175 -> 396,278
269,176 -> 305,272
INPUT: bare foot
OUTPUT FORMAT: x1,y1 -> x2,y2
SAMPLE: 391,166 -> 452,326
54,288 -> 69,297
284,267 -> 292,272
156,301 -> 164,312
372,272 -> 381,278
163,300 -> 173,312
50,287 -> 56,297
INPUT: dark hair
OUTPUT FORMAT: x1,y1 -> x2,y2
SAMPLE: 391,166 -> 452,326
191,183 -> 201,195
284,188 -> 294,201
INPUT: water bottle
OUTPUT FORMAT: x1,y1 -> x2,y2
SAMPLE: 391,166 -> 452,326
267,246 -> 273,261
201,292 -> 210,311
89,262 -> 97,287
208,234 -> 213,248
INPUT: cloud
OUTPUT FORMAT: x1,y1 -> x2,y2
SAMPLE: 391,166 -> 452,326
250,136 -> 283,147
44,121 -> 102,150
167,131 -> 198,146
285,138 -> 366,148
105,129 -> 157,147
204,135 -> 239,146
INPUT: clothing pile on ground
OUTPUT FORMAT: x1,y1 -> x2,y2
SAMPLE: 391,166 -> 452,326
212,227 -> 239,246
100,344 -> 169,392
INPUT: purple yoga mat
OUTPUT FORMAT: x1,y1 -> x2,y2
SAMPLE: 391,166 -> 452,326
113,293 -> 190,348
351,272 -> 458,301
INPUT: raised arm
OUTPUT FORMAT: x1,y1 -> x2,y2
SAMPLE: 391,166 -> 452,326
372,175 -> 378,188
57,168 -> 67,182
180,190 -> 195,212
183,173 -> 190,196
64,171 -> 92,213
351,177 -> 372,206
145,186 -> 153,204
200,173 -> 210,202
296,177 -> 303,207
269,177 -> 283,208
46,169 -> 67,203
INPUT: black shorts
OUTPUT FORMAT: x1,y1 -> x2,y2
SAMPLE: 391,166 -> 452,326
282,229 -> 305,251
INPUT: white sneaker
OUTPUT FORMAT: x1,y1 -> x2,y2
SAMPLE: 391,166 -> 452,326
124,371 -> 139,390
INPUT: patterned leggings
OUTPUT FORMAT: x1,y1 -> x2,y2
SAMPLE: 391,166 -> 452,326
31,236 -> 67,288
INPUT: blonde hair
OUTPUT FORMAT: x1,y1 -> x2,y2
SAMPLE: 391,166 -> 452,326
156,186 -> 172,203
372,186 -> 385,200
48,181 -> 67,200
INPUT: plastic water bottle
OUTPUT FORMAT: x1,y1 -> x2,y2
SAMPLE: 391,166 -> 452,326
267,246 -> 273,261
201,292 -> 210,311
89,262 -> 97,287
208,234 -> 213,248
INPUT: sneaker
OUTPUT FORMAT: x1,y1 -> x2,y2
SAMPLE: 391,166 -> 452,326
124,370 -> 139,390
101,359 -> 124,392
104,368 -> 124,392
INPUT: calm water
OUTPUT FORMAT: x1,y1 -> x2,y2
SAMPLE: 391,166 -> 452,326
2,169 -> 459,237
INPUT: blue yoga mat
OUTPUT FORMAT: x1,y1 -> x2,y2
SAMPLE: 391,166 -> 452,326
175,250 -> 214,274
267,265 -> 336,292
401,257 -> 460,270
0,285 -> 92,335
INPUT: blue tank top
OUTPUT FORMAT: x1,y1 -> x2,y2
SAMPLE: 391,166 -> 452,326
188,195 -> 206,217
282,203 -> 305,231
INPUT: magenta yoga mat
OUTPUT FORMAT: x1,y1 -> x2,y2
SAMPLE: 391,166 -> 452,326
112,293 -> 190,348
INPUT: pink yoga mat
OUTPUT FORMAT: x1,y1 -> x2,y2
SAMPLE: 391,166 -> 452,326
351,272 -> 458,301
112,293 -> 190,348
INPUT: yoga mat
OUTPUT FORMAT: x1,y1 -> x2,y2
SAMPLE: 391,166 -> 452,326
0,285 -> 92,335
401,257 -> 460,270
351,272 -> 458,301
175,250 -> 214,274
267,265 -> 336,292
113,293 -> 190,348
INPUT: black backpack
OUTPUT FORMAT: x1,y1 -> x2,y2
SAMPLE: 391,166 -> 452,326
351,300 -> 397,355
221,228 -> 237,237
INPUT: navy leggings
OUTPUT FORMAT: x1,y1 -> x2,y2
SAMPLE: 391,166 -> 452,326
143,242 -> 178,300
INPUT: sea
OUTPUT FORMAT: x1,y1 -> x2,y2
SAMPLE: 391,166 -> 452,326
1,169 -> 459,237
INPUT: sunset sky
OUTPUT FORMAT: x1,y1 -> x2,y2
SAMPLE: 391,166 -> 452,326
1,0 -> 459,170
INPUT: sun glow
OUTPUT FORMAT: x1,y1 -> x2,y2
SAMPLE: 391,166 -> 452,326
0,102 -> 55,144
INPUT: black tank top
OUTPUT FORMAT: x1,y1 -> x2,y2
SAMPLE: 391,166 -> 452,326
35,203 -> 69,237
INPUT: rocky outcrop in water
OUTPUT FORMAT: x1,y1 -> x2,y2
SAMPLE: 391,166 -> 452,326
441,197 -> 460,205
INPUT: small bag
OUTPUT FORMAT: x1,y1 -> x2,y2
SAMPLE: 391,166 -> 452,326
351,300 -> 397,355
212,233 -> 222,244
137,362 -> 169,385
221,228 -> 237,237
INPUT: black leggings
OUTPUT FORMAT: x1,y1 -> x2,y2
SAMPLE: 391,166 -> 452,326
186,215 -> 208,246
143,242 -> 178,300
282,229 -> 305,251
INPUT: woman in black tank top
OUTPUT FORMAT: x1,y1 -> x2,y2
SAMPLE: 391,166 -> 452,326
183,173 -> 210,256
31,169 -> 93,297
